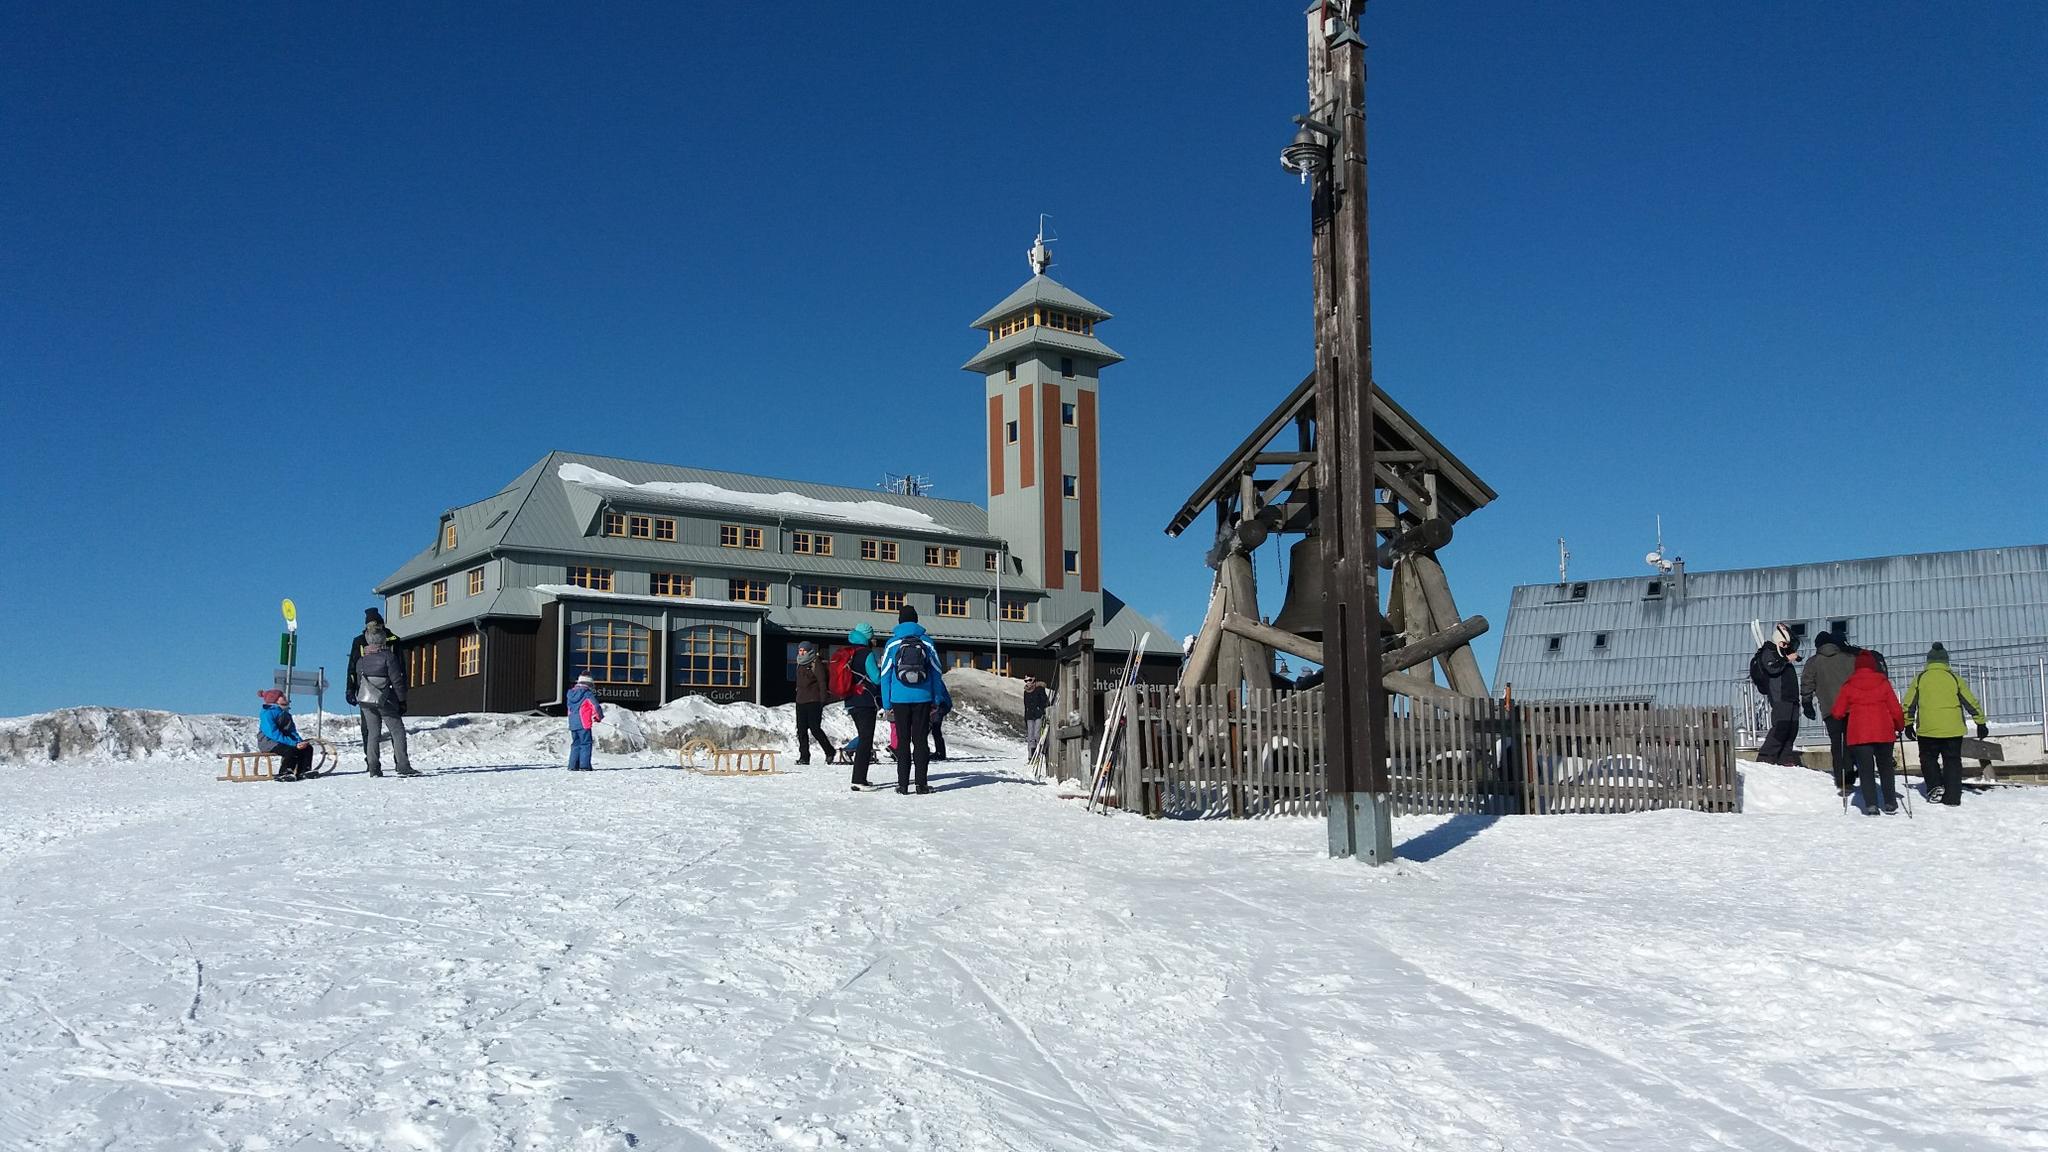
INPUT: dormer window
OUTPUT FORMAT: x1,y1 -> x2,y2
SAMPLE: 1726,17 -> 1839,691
441,520 -> 457,551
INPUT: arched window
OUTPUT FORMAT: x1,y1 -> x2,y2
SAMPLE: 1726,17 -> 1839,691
675,625 -> 751,689
570,620 -> 652,685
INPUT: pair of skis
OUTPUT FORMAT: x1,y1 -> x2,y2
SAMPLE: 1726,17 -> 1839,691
1085,633 -> 1150,814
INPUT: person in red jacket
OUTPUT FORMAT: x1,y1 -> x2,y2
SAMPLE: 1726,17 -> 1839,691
1830,650 -> 1907,815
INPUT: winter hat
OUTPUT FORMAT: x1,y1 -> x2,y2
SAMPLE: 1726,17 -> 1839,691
1771,623 -> 1792,648
797,642 -> 817,665
575,673 -> 595,686
1855,650 -> 1880,672
364,624 -> 388,647
848,622 -> 875,646
365,607 -> 384,622
1927,642 -> 1949,663
1813,630 -> 1833,649
899,605 -> 919,624
258,689 -> 285,705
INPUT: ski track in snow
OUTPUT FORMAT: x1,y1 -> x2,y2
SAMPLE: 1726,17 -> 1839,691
1,737 -> 2045,1151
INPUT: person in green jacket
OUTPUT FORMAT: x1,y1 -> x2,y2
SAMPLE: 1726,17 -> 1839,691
1902,642 -> 1987,806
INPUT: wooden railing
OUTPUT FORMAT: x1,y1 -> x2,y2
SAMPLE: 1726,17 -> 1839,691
1117,687 -> 1738,819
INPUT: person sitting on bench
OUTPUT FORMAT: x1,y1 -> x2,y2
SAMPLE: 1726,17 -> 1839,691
257,689 -> 315,782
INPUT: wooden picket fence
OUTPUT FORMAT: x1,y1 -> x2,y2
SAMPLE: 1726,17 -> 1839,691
1116,686 -> 1738,819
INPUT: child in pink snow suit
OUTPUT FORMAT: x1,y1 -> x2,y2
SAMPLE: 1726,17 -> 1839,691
567,673 -> 603,771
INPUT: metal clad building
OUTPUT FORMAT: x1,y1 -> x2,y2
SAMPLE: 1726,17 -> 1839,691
1495,544 -> 2048,740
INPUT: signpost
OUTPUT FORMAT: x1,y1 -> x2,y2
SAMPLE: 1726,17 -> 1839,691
278,599 -> 314,735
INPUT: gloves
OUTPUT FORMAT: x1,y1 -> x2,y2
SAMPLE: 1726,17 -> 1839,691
1801,701 -> 1816,720
1977,722 -> 1990,740
1903,725 -> 1915,741
345,694 -> 357,707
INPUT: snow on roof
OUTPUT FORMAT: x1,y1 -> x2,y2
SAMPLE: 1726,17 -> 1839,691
558,463 -> 953,534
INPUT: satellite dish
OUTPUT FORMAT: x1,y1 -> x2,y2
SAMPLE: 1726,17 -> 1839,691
1645,551 -> 1663,568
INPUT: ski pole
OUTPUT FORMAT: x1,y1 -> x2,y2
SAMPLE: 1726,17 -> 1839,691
1896,730 -> 1913,819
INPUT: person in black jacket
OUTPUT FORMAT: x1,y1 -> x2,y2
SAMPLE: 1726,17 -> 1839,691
1751,624 -> 1803,766
354,623 -> 419,777
840,624 -> 885,789
346,608 -> 401,706
1023,676 -> 1050,760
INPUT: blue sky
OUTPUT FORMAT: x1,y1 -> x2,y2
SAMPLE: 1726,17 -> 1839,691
3,1 -> 2043,717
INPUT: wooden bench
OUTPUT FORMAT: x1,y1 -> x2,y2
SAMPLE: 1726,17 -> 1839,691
218,741 -> 337,783
678,738 -> 781,776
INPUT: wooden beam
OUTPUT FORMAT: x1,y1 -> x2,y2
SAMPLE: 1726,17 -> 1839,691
1254,452 -> 1317,465
1257,459 -> 1315,510
1223,612 -> 1322,664
1383,670 -> 1469,709
1408,554 -> 1489,696
1179,580 -> 1228,694
1381,615 -> 1489,675
1374,463 -> 1433,516
1376,518 -> 1452,569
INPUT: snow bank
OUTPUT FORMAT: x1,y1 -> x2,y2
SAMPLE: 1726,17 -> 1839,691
559,462 -> 953,533
0,707 -> 260,764
1735,757 -> 1844,815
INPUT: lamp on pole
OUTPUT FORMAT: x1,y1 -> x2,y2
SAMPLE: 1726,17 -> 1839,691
1285,1 -> 1392,864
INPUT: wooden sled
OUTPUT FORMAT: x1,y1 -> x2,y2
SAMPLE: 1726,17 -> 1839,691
219,740 -> 338,782
678,738 -> 781,776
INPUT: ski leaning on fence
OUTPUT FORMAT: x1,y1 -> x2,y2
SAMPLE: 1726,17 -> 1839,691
1086,634 -> 1150,814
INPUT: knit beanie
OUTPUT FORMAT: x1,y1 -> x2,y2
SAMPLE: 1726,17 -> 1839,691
1928,642 -> 1949,663
848,622 -> 875,646
797,642 -> 817,665
258,689 -> 285,705
365,607 -> 384,622
899,605 -> 919,624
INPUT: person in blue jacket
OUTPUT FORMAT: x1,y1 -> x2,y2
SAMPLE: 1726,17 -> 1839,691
879,605 -> 951,794
257,689 -> 315,782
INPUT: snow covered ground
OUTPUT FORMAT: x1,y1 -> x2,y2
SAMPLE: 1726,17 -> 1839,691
3,708 -> 2046,1150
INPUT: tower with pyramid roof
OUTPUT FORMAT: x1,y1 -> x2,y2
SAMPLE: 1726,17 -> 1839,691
963,236 -> 1122,624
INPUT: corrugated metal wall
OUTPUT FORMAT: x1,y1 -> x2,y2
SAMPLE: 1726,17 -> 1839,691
1496,545 -> 2048,740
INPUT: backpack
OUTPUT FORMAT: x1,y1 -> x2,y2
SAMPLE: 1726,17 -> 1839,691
894,638 -> 929,685
1748,648 -> 1772,695
829,647 -> 864,698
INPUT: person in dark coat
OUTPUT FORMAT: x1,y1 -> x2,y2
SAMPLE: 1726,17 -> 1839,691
1800,631 -> 1859,794
257,689 -> 315,782
353,623 -> 419,777
1831,649 -> 1907,815
793,641 -> 835,765
345,607 -> 401,704
1023,676 -> 1050,761
1752,624 -> 1803,766
840,623 -> 885,789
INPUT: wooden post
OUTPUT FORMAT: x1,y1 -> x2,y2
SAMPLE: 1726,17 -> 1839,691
1310,4 -> 1390,864
1408,554 -> 1488,697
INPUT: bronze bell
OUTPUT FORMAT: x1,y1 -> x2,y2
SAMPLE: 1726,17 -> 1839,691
1269,535 -> 1326,641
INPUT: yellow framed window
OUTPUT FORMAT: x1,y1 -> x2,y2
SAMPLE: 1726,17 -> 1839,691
924,545 -> 940,566
569,620 -> 651,684
399,591 -> 415,618
791,531 -> 814,555
862,539 -> 898,563
721,525 -> 741,548
872,590 -> 905,614
568,566 -> 613,591
730,579 -> 771,604
602,511 -> 627,537
467,567 -> 484,596
1001,599 -> 1028,623
409,643 -> 440,685
442,520 -> 457,550
628,515 -> 653,539
813,534 -> 833,557
802,585 -> 842,609
651,572 -> 694,598
675,625 -> 750,689
458,633 -> 481,677
431,579 -> 448,608
947,652 -> 974,670
943,547 -> 960,568
935,594 -> 969,618
654,517 -> 676,542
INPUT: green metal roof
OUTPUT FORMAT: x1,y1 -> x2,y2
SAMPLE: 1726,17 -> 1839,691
961,326 -> 1125,374
969,273 -> 1114,328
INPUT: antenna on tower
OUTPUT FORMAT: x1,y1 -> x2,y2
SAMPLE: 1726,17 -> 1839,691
881,473 -> 935,499
1027,215 -> 1056,276
1644,515 -> 1675,573
1558,537 -> 1570,585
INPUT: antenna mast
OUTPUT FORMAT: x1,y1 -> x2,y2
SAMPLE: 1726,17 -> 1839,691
1558,537 -> 1570,585
1027,214 -> 1055,276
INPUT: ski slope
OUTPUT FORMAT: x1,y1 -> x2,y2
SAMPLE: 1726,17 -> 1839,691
2,711 -> 2045,1150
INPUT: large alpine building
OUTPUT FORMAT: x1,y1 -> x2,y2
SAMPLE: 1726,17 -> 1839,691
372,250 -> 1178,715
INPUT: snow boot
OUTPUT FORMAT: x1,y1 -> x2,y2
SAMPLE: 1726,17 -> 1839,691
395,767 -> 423,778
1883,800 -> 1899,815
367,768 -> 384,778
915,784 -> 932,795
1925,785 -> 1944,804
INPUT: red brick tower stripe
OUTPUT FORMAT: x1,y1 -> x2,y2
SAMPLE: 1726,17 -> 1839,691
987,394 -> 1004,497
1078,389 -> 1100,593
